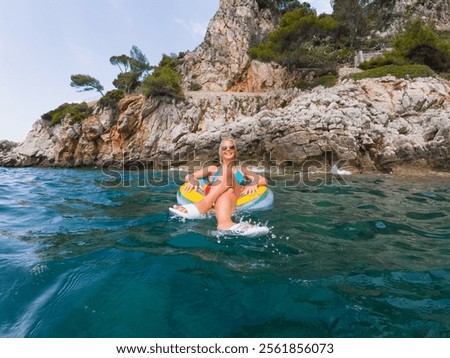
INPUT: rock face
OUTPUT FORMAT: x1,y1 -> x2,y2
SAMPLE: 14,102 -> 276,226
395,0 -> 450,29
0,140 -> 17,166
380,0 -> 450,34
261,76 -> 450,173
180,0 -> 293,92
2,77 -> 449,173
0,91 -> 295,167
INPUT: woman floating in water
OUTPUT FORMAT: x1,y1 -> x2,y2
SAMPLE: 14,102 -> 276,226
170,138 -> 270,235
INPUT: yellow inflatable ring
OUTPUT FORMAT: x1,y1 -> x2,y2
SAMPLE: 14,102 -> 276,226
176,180 -> 273,212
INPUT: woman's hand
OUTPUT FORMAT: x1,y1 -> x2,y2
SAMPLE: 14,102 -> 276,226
183,177 -> 199,192
241,184 -> 258,196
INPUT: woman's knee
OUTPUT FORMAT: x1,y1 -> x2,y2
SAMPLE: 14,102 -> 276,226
220,187 -> 236,200
215,189 -> 236,206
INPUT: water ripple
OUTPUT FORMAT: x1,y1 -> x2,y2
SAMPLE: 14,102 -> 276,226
1,168 -> 450,337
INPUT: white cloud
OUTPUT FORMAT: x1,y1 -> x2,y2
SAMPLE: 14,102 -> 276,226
306,1 -> 333,14
175,18 -> 209,42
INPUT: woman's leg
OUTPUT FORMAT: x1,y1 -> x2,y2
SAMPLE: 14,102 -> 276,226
213,163 -> 243,230
172,162 -> 236,214
214,188 -> 239,230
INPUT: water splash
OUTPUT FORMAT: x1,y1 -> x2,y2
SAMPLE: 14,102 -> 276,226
330,164 -> 352,176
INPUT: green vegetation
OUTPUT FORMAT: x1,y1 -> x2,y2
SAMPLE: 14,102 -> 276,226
98,89 -> 125,109
331,0 -> 374,48
70,74 -> 104,96
359,19 -> 450,77
249,0 -> 385,71
112,71 -> 140,94
296,74 -> 338,90
70,45 -> 152,98
141,54 -> 184,99
188,82 -> 202,91
141,67 -> 183,99
58,0 -> 447,119
110,45 -> 153,94
349,64 -> 435,80
71,47 -> 183,101
249,4 -> 339,69
393,19 -> 450,72
249,2 -> 449,85
42,102 -> 93,126
256,0 -> 302,16
359,51 -> 408,70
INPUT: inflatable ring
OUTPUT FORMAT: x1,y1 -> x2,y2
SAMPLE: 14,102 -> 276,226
176,179 -> 273,211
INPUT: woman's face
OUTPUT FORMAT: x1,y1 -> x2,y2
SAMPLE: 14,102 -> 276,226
221,140 -> 236,162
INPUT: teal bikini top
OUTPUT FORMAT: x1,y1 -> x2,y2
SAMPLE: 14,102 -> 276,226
211,166 -> 245,186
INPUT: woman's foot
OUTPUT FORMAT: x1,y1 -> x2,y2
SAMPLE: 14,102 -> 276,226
217,221 -> 238,231
172,204 -> 188,214
169,203 -> 206,219
171,204 -> 213,216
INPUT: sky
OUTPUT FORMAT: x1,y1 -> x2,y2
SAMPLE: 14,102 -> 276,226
0,0 -> 332,142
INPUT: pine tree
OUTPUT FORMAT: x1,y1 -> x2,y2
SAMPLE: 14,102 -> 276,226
70,74 -> 104,96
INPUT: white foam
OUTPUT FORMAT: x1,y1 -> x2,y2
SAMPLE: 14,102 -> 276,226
330,164 -> 352,176
249,166 -> 266,173
209,220 -> 270,238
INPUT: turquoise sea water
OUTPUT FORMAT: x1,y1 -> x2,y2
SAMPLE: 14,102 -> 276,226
0,167 -> 449,338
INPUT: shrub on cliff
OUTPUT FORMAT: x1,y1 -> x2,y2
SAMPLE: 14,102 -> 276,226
331,0 -> 374,48
70,74 -> 104,96
112,71 -> 141,94
157,53 -> 180,71
349,64 -> 435,80
141,67 -> 183,99
141,54 -> 184,100
249,4 -> 339,69
394,19 -> 450,73
42,102 -> 93,126
296,74 -> 338,90
188,82 -> 202,91
360,19 -> 450,73
98,89 -> 125,109
359,51 -> 409,70
110,45 -> 153,94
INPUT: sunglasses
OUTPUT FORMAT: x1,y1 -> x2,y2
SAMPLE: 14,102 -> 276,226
221,145 -> 236,151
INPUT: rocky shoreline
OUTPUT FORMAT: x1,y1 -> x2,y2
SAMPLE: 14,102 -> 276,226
1,75 -> 449,174
1,0 -> 449,173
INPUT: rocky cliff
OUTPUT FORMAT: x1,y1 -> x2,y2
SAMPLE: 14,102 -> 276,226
376,0 -> 450,34
180,0 -> 294,92
395,0 -> 450,29
2,75 -> 449,173
1,0 -> 450,173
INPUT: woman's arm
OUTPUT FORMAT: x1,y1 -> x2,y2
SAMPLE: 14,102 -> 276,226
183,165 -> 217,192
240,166 -> 267,195
241,166 -> 267,185
255,174 -> 267,186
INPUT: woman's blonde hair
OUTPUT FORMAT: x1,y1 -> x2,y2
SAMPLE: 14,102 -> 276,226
218,137 -> 238,163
